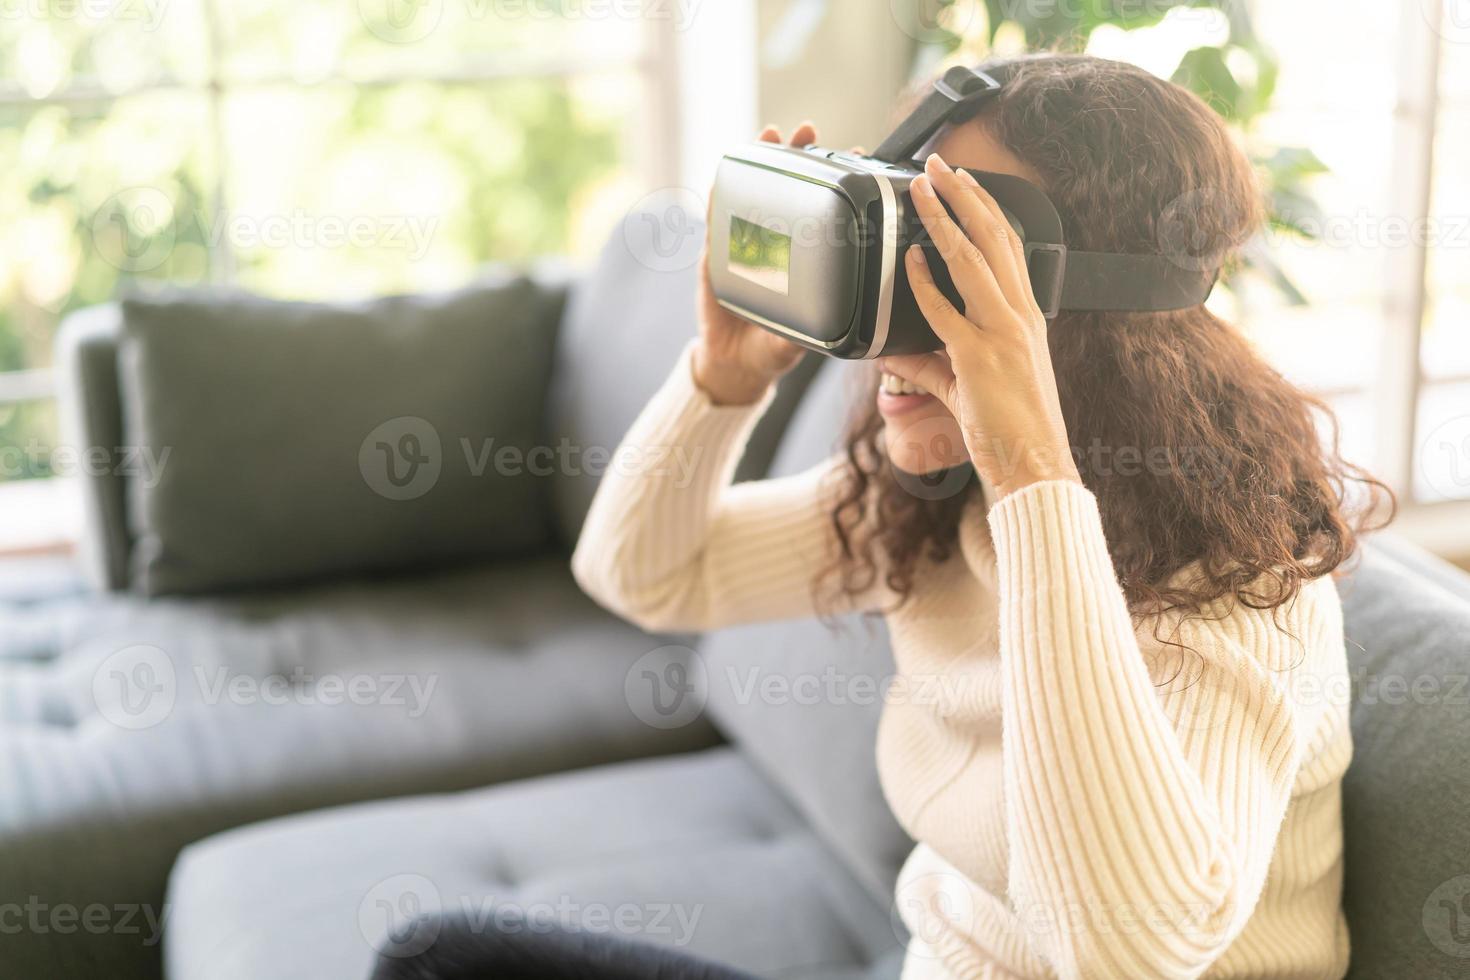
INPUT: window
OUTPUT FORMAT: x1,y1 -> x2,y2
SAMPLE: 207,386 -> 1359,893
0,0 -> 688,514
1245,0 -> 1470,530
1086,0 -> 1470,555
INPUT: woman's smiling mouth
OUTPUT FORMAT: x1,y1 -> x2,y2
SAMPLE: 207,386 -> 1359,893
878,371 -> 935,416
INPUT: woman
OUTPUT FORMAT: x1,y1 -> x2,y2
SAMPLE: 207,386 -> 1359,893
382,54 -> 1388,980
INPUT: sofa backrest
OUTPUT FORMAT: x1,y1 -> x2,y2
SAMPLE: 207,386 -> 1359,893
544,203 -> 819,549
55,303 -> 132,591
1338,546 -> 1470,980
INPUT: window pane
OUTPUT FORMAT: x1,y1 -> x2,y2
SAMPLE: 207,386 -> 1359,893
0,92 -> 217,377
218,72 -> 641,298
1416,50 -> 1470,505
1422,102 -> 1470,384
1322,390 -> 1378,475
215,0 -> 644,85
0,398 -> 58,486
1240,0 -> 1400,396
0,0 -> 209,97
1415,381 -> 1470,503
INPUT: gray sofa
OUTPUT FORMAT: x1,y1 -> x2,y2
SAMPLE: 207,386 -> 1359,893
3,214 -> 1469,980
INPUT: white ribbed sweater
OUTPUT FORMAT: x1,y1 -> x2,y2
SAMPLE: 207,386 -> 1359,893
572,347 -> 1353,980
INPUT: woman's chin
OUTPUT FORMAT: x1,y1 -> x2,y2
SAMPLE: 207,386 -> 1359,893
881,412 -> 969,478
880,450 -> 931,477
882,435 -> 970,477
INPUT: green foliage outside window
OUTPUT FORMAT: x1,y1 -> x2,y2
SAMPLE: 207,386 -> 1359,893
921,0 -> 1325,302
0,2 -> 636,483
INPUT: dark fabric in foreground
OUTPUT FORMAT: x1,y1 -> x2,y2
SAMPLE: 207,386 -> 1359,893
369,911 -> 758,980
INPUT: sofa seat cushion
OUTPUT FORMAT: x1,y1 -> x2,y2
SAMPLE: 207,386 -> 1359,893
164,747 -> 903,980
0,556 -> 718,980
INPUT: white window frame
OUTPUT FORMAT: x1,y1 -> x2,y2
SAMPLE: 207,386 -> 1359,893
1374,0 -> 1470,558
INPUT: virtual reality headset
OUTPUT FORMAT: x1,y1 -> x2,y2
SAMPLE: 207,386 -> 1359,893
707,66 -> 1218,359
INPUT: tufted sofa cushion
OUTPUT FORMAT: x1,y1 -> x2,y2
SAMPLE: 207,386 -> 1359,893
163,748 -> 903,980
0,558 -> 719,980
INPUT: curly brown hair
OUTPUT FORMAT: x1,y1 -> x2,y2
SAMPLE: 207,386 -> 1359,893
826,54 -> 1393,618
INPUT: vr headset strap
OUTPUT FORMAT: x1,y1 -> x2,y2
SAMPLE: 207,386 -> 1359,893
1058,250 -> 1218,314
875,66 -> 1220,316
873,66 -> 1003,164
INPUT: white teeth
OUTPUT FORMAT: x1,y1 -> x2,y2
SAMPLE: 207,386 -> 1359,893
880,372 -> 928,396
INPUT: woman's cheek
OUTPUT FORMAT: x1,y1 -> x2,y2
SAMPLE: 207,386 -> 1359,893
881,402 -> 969,476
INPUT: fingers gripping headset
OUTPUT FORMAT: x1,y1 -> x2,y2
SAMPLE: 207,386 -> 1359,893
707,66 -> 1218,359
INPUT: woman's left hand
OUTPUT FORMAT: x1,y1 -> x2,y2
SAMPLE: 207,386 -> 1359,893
882,154 -> 1082,500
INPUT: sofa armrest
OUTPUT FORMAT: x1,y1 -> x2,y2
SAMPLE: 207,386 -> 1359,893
1368,532 -> 1470,605
55,303 -> 130,592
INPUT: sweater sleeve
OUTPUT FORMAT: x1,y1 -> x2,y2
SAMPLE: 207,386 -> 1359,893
986,479 -> 1336,980
572,344 -> 885,632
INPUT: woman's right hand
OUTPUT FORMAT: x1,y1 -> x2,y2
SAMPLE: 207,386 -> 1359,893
691,123 -> 815,405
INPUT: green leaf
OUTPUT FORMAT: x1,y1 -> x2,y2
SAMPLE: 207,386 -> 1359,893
1240,236 -> 1309,306
983,0 -> 1008,42
1268,188 -> 1326,239
1172,45 -> 1243,120
1262,146 -> 1330,180
1076,0 -> 1179,35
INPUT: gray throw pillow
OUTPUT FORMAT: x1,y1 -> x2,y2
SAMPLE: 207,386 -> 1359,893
117,274 -> 566,596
